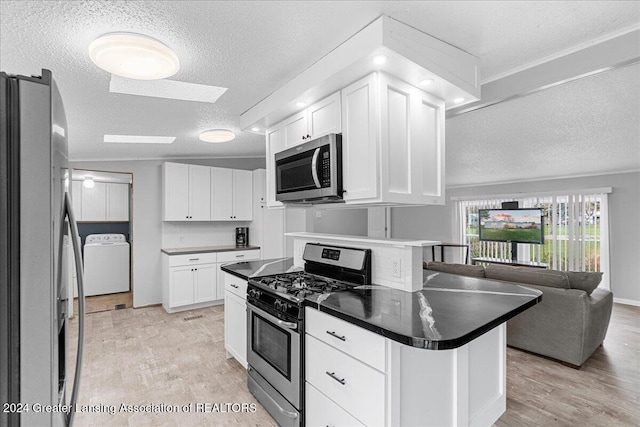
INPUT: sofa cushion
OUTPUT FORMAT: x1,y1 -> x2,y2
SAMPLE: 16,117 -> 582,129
566,271 -> 603,295
425,261 -> 486,278
484,264 -> 570,289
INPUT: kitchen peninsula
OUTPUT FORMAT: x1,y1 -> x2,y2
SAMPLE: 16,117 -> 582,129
222,251 -> 541,427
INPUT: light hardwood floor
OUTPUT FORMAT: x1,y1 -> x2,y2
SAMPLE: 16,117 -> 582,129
69,303 -> 639,426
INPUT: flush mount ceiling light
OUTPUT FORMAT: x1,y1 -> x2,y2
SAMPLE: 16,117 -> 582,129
420,79 -> 434,86
83,177 -> 95,189
453,97 -> 465,104
199,129 -> 236,143
88,32 -> 180,80
295,101 -> 307,108
371,54 -> 388,65
251,127 -> 260,132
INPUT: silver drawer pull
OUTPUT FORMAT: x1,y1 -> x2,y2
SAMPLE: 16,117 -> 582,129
189,258 -> 199,261
326,330 -> 346,341
236,254 -> 245,258
230,284 -> 239,289
325,371 -> 346,385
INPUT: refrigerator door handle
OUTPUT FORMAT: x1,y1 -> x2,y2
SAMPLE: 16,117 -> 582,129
63,192 -> 84,427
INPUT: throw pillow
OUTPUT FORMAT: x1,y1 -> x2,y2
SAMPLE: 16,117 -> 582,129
566,271 -> 603,295
484,264 -> 570,289
426,261 -> 486,278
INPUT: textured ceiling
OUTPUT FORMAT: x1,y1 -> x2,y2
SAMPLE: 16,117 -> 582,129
1,1 -> 639,184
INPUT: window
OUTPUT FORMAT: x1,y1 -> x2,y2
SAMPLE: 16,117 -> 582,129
453,188 -> 611,289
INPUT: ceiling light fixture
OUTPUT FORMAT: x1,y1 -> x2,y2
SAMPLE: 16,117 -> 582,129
453,97 -> 465,104
295,101 -> 307,108
83,177 -> 95,189
420,79 -> 434,86
199,129 -> 236,143
372,54 -> 388,65
251,127 -> 260,132
88,32 -> 180,80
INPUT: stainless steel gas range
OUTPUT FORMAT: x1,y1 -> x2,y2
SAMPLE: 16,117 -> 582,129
246,243 -> 372,427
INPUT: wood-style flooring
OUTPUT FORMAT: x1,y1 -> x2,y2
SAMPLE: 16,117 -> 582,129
73,291 -> 133,315
69,303 -> 639,426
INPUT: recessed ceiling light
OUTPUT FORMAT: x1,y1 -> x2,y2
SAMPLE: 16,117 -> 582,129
453,97 -> 465,104
372,54 -> 388,65
199,129 -> 236,143
103,135 -> 175,144
83,177 -> 95,189
88,32 -> 180,80
420,79 -> 434,86
251,127 -> 260,132
295,101 -> 307,108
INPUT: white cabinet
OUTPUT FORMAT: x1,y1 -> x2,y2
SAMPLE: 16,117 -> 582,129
341,72 -> 445,205
162,252 -> 218,313
216,249 -> 260,299
71,180 -> 82,219
283,92 -> 342,149
162,162 -> 211,221
251,169 -> 285,258
265,124 -> 285,208
224,272 -> 248,368
211,168 -> 253,221
106,183 -> 129,221
81,182 -> 106,221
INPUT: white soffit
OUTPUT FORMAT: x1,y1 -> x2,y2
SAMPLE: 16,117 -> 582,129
109,75 -> 228,103
103,134 -> 176,144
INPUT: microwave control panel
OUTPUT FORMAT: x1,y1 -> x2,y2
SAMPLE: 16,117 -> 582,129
321,150 -> 330,187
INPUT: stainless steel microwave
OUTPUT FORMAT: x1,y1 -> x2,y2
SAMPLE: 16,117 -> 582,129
275,133 -> 343,203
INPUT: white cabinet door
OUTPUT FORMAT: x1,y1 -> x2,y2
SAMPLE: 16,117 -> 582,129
81,182 -> 107,221
232,170 -> 253,221
71,180 -> 82,221
193,263 -> 216,303
224,291 -> 247,368
283,109 -> 308,148
341,73 -> 379,202
169,266 -> 194,307
188,165 -> 211,220
163,162 -> 190,221
211,167 -> 233,220
253,168 -> 266,205
261,207 -> 285,259
308,92 -> 341,139
413,88 -> 445,205
107,183 -> 129,221
265,123 -> 285,208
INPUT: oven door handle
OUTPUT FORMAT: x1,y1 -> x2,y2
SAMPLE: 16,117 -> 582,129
249,303 -> 298,331
311,147 -> 321,189
248,367 -> 299,419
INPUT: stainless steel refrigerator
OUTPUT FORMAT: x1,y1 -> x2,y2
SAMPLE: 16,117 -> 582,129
1,69 -> 85,426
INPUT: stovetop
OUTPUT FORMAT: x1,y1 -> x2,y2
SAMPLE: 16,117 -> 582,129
249,271 -> 352,304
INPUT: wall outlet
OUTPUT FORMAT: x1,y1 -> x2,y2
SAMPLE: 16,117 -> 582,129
392,259 -> 401,278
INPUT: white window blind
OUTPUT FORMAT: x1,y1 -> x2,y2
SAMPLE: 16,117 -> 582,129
454,189 -> 611,290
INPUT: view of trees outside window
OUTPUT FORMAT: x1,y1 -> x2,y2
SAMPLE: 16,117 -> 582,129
459,193 -> 605,272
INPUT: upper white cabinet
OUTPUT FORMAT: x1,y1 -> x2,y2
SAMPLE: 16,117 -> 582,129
283,92 -> 342,149
265,124 -> 285,208
74,180 -> 129,222
162,162 -> 211,221
211,168 -> 253,221
342,72 -> 445,205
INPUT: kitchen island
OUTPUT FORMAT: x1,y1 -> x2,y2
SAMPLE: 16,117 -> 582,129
221,259 -> 541,426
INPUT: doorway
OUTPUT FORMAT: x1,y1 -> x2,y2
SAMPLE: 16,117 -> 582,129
69,169 -> 134,315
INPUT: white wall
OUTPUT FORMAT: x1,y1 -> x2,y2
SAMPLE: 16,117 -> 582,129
69,157 -> 265,308
391,171 -> 640,304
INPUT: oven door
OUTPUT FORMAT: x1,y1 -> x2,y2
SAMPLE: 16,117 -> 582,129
247,302 -> 301,408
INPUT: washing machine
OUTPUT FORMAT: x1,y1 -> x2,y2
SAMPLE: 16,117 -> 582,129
83,234 -> 130,296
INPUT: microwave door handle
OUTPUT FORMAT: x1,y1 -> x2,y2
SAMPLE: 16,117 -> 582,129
311,147 -> 321,189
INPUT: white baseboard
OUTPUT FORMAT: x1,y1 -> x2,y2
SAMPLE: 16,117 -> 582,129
613,297 -> 640,307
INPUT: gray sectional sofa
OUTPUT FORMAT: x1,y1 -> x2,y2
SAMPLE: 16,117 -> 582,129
424,261 -> 613,367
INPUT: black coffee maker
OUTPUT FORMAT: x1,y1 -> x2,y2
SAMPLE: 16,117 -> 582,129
235,227 -> 249,247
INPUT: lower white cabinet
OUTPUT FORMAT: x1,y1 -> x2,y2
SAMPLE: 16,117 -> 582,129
224,272 -> 248,368
163,253 -> 218,313
305,383 -> 365,427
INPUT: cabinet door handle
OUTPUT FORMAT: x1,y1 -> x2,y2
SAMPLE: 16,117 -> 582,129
236,254 -> 245,258
325,371 -> 346,385
230,284 -> 239,289
189,258 -> 199,261
326,330 -> 346,341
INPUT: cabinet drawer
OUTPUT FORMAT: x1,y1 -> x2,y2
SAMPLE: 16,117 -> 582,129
217,249 -> 260,263
306,334 -> 385,427
224,274 -> 247,299
168,253 -> 217,267
305,382 -> 365,427
305,307 -> 386,371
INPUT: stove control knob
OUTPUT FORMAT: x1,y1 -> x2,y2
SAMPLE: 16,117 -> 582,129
274,300 -> 282,311
281,302 -> 290,312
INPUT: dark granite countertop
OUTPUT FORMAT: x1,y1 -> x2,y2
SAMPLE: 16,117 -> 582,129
221,258 -> 300,280
305,270 -> 542,350
161,245 -> 261,255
